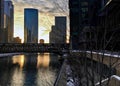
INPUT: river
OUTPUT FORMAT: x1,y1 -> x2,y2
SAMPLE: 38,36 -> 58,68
0,53 -> 61,86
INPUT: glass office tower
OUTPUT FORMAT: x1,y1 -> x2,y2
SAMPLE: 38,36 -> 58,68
24,8 -> 38,43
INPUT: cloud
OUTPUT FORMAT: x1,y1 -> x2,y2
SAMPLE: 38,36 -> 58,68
12,0 -> 69,43
12,0 -> 69,14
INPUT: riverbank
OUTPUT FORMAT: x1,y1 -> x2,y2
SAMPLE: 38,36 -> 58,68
56,57 -> 76,86
54,59 -> 67,86
0,53 -> 22,57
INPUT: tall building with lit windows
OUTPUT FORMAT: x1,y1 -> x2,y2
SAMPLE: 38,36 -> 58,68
24,8 -> 38,43
0,0 -> 4,43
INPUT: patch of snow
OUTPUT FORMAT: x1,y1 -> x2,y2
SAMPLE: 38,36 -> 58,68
86,51 -> 120,58
111,75 -> 120,80
67,81 -> 75,86
95,75 -> 120,86
95,78 -> 109,86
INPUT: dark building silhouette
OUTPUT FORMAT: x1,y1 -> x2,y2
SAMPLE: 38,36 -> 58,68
24,8 -> 38,43
96,0 -> 120,50
69,0 -> 89,49
69,0 -> 120,50
3,1 -> 14,43
49,16 -> 67,44
55,16 -> 67,43
13,37 -> 21,43
0,0 -> 4,43
49,25 -> 56,43
69,0 -> 100,49
39,39 -> 44,44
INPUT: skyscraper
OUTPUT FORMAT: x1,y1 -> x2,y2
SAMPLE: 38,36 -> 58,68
69,0 -> 97,49
69,0 -> 81,49
24,8 -> 38,43
49,25 -> 56,43
4,1 -> 14,43
49,16 -> 67,44
0,0 -> 4,43
55,16 -> 67,43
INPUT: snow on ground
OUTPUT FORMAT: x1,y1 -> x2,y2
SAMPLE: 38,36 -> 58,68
66,65 -> 75,86
71,50 -> 120,58
66,64 -> 79,86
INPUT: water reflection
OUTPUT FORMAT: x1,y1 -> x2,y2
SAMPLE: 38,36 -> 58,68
37,53 -> 50,68
12,55 -> 25,68
11,68 -> 25,86
12,53 -> 51,69
37,68 -> 56,86
0,53 -> 60,86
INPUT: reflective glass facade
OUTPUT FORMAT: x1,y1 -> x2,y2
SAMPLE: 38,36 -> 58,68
24,8 -> 38,43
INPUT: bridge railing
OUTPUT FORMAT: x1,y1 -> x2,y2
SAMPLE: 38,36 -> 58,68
0,43 -> 69,53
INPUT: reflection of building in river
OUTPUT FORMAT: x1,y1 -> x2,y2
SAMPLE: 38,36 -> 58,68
37,53 -> 50,68
24,53 -> 38,69
0,53 -> 60,86
12,55 -> 25,68
12,53 -> 50,69
36,68 -> 56,86
11,68 -> 25,86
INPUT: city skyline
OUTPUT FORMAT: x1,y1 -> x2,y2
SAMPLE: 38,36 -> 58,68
11,0 -> 69,43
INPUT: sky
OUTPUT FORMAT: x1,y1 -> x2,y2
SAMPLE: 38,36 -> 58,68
11,0 -> 69,43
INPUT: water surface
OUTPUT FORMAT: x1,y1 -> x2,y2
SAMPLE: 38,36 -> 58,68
0,53 -> 61,86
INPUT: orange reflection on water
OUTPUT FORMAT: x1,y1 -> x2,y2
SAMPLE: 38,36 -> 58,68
12,55 -> 25,68
37,53 -> 50,68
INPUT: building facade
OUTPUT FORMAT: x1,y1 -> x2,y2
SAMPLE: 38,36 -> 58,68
96,0 -> 120,50
0,0 -> 4,43
4,1 -> 14,43
55,16 -> 67,43
69,0 -> 100,49
69,0 -> 88,49
49,16 -> 67,44
49,25 -> 56,43
24,8 -> 38,43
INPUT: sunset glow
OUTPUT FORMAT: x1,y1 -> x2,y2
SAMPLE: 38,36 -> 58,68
12,0 -> 69,43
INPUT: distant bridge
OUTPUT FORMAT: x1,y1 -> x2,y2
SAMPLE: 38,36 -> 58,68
0,43 -> 69,55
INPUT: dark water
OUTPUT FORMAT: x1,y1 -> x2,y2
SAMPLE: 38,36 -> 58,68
0,53 -> 61,86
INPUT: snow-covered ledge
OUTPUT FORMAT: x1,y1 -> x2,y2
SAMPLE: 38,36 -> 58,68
0,53 -> 22,57
95,75 -> 120,86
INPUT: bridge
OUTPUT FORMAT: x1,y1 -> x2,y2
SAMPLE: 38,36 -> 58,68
0,43 -> 69,55
1,43 -> 120,85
